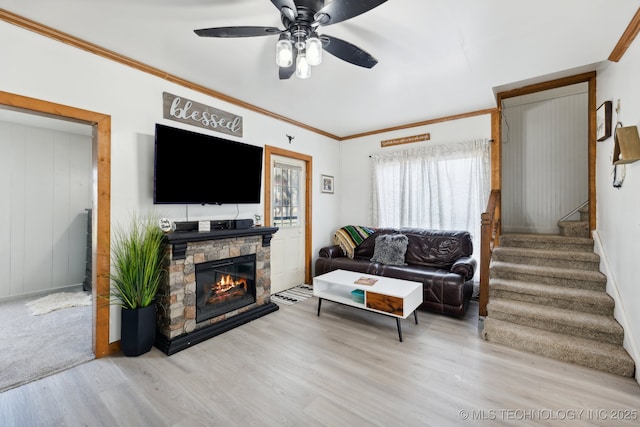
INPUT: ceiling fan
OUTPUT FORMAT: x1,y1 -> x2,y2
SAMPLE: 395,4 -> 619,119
194,0 -> 388,79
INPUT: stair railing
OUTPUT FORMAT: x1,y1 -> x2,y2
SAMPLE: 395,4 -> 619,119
479,189 -> 501,317
558,200 -> 589,222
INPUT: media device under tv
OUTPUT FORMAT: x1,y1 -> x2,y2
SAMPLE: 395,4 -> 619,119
154,124 -> 263,204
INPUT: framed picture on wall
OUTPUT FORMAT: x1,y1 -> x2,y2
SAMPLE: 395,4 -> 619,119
596,100 -> 612,141
321,174 -> 334,193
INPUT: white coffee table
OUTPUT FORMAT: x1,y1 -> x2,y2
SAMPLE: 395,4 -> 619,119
313,269 -> 423,342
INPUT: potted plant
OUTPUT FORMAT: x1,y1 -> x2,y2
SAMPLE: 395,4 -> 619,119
109,215 -> 166,356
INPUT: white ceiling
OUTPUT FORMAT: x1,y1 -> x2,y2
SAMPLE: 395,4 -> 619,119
1,0 -> 638,138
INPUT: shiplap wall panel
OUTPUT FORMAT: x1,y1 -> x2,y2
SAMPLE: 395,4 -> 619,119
0,121 -> 91,299
502,92 -> 588,233
52,133 -> 71,290
9,124 -> 27,297
64,135 -> 91,286
0,124 -> 11,298
24,129 -> 55,294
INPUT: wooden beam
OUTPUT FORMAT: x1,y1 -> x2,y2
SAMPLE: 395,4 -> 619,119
609,7 -> 640,62
340,108 -> 497,141
497,72 -> 596,102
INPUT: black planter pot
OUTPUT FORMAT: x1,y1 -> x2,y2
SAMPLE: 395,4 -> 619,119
120,304 -> 156,357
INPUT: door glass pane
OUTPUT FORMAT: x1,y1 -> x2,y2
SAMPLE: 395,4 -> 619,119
273,162 -> 300,228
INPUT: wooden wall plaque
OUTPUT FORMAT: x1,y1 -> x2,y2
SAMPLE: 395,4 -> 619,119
381,133 -> 430,147
162,92 -> 243,137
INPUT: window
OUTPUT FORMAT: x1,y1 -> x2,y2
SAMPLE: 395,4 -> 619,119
272,162 -> 301,228
371,139 -> 491,276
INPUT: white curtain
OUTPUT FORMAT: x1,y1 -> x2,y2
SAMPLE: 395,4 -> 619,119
371,139 -> 491,269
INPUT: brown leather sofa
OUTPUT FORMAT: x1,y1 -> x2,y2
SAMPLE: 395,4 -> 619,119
315,228 -> 476,317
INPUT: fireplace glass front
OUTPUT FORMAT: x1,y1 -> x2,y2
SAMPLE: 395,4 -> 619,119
195,254 -> 257,323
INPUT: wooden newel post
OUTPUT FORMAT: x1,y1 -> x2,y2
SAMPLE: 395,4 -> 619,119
479,213 -> 491,317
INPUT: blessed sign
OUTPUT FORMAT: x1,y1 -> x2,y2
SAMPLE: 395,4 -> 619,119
162,92 -> 243,137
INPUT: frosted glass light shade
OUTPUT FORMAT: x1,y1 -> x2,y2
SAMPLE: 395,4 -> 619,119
276,38 -> 293,67
295,52 -> 311,79
306,36 -> 323,66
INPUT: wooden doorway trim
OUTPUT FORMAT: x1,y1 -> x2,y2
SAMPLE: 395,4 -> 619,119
0,91 -> 113,357
495,71 -> 597,233
263,145 -> 313,284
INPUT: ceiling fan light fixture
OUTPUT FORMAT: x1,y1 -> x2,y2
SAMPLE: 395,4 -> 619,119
295,52 -> 311,79
276,33 -> 293,67
196,0 -> 387,80
305,35 -> 323,66
312,12 -> 331,26
280,6 -> 297,22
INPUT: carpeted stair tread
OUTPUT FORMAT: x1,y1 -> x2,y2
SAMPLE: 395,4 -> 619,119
558,220 -> 589,238
487,298 -> 624,345
492,246 -> 600,270
489,278 -> 614,315
490,261 -> 606,291
482,318 -> 635,377
500,233 -> 593,252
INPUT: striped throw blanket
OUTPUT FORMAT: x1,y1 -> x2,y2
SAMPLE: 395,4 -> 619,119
334,225 -> 376,259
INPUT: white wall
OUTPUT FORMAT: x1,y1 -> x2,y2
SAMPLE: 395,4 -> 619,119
0,120 -> 92,299
596,41 -> 640,378
0,20 -> 340,342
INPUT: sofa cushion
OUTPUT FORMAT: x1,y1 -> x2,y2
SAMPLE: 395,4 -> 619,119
401,228 -> 473,269
353,229 -> 395,260
370,234 -> 408,265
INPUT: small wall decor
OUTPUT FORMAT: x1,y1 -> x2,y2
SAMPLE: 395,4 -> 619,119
321,174 -> 334,193
596,101 -> 612,141
612,125 -> 640,164
381,133 -> 430,147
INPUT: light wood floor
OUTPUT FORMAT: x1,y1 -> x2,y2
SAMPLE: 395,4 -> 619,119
1,298 -> 639,426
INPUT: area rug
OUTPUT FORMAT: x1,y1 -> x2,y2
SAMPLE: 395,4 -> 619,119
26,291 -> 92,315
0,292 -> 94,393
271,284 -> 313,306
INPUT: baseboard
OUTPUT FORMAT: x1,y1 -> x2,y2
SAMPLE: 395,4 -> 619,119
0,284 -> 85,304
593,230 -> 640,383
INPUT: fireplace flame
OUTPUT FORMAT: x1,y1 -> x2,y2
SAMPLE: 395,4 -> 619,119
215,274 -> 247,293
206,274 -> 248,305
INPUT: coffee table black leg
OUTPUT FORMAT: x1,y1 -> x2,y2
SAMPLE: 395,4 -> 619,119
413,309 -> 418,324
317,298 -> 322,316
396,318 -> 403,342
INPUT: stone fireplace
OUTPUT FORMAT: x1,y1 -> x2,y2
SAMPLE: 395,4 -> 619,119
155,226 -> 279,355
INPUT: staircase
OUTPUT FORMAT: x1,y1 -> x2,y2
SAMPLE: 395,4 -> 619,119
558,202 -> 590,238
482,224 -> 635,377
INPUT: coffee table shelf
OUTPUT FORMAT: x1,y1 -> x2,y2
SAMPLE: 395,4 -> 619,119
313,269 -> 423,341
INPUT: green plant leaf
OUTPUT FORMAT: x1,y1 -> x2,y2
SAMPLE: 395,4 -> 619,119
108,215 -> 166,309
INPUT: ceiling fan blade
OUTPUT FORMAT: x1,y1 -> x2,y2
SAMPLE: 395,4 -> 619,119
314,0 -> 387,26
271,0 -> 298,20
322,35 -> 378,68
194,26 -> 282,38
279,49 -> 297,80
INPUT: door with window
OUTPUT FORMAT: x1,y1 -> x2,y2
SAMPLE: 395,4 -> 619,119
270,155 -> 306,293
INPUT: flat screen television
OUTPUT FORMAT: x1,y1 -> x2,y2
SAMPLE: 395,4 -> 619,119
153,124 -> 263,204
